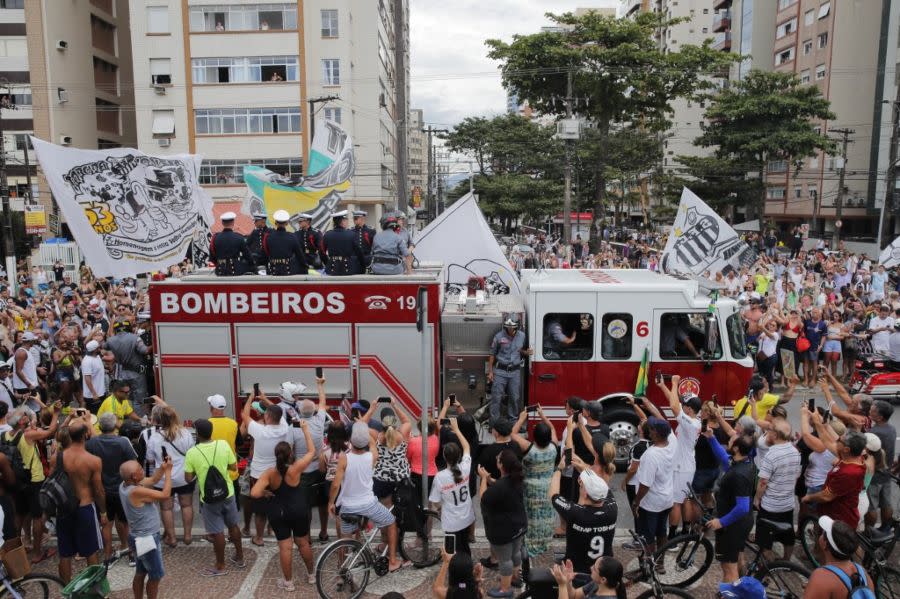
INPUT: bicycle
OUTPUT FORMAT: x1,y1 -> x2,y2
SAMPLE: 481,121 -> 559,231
315,506 -> 441,599
647,485 -> 715,588
61,549 -> 129,599
744,518 -> 812,599
622,530 -> 694,599
0,561 -> 65,599
859,527 -> 900,599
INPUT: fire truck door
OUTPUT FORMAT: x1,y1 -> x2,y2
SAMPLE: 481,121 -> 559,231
156,323 -> 233,425
234,323 -> 353,398
355,324 -> 435,418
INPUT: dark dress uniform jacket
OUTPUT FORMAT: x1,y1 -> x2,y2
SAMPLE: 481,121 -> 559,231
297,228 -> 325,269
321,226 -> 366,275
263,228 -> 308,275
354,225 -> 376,267
210,229 -> 254,275
246,226 -> 272,269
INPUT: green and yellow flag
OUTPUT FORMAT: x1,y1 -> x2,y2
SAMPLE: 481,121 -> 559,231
634,347 -> 649,396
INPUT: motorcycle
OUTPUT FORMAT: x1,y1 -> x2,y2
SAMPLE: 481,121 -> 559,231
849,350 -> 900,405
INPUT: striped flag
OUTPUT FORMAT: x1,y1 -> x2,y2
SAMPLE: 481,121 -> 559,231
634,347 -> 649,396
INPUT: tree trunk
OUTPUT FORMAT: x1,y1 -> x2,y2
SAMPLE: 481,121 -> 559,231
756,165 -> 766,233
589,123 -> 610,253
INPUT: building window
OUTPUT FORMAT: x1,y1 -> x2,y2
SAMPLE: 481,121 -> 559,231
321,9 -> 338,37
194,107 -> 302,135
542,313 -> 594,360
322,59 -> 340,85
146,6 -> 169,34
192,56 -> 299,84
805,9 -> 815,25
151,109 -> 175,136
775,47 -> 795,65
199,158 -> 302,185
816,64 -> 826,79
703,8 -> 708,13
800,69 -> 811,83
817,32 -> 828,48
381,164 -> 394,190
803,39 -> 813,55
776,18 -> 797,39
818,2 -> 830,19
767,187 -> 786,200
601,313 -> 632,360
794,185 -> 803,199
778,0 -> 797,9
188,4 -> 297,32
13,134 -> 32,151
150,58 -> 171,85
768,159 -> 788,173
323,107 -> 342,124
0,0 -> 24,8
702,27 -> 708,33
0,37 -> 26,57
808,184 -> 818,198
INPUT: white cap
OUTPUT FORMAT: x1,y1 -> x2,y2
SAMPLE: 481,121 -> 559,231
331,209 -> 348,219
279,381 -> 307,402
818,516 -> 849,558
579,469 -> 610,501
220,211 -> 237,221
21,332 -> 37,342
207,394 -> 227,410
85,340 -> 100,352
865,432 -> 882,453
273,210 -> 291,224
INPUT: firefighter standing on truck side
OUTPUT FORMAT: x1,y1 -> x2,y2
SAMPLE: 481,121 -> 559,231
210,211 -> 255,276
295,212 -> 325,270
321,210 -> 366,276
263,210 -> 308,276
352,210 -> 376,267
486,316 -> 532,423
246,211 -> 271,271
105,318 -> 150,412
370,215 -> 410,275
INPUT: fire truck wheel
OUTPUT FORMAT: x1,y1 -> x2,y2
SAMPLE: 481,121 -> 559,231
603,407 -> 640,472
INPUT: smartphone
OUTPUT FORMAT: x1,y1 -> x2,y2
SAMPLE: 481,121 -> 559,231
161,446 -> 168,461
142,396 -> 155,405
564,448 -> 572,466
253,383 -> 260,398
377,396 -> 392,404
701,420 -> 708,433
655,371 -> 663,385
525,405 -> 538,413
440,418 -> 450,426
808,398 -> 816,411
448,393 -> 457,404
315,367 -> 323,378
444,534 -> 455,555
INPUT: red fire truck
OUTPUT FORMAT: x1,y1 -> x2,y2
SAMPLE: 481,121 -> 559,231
148,267 -> 753,464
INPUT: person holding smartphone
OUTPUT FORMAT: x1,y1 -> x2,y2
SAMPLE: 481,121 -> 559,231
429,419 -> 475,555
486,316 -> 532,424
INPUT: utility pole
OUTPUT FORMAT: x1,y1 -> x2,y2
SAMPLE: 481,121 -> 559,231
878,96 -> 900,249
563,69 -> 574,243
422,125 -> 447,221
392,0 -> 409,211
0,92 -> 15,290
307,95 -> 340,155
831,128 -> 854,248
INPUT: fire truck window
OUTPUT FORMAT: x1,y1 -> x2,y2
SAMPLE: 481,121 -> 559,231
727,312 -> 748,360
542,313 -> 594,360
601,313 -> 632,360
659,312 -> 722,360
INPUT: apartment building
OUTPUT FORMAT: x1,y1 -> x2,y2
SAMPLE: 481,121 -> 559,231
713,0 -> 776,80
128,0 -> 408,221
407,107 -> 427,206
765,0 -> 898,239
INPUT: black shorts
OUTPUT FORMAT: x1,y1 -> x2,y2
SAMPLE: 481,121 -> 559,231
0,494 -> 17,540
170,480 -> 196,497
372,479 -> 398,500
715,516 -> 753,563
299,470 -> 326,507
14,483 -> 42,519
560,475 -> 573,502
249,477 -> 270,516
104,490 -> 127,523
270,507 -> 310,541
755,508 -> 795,550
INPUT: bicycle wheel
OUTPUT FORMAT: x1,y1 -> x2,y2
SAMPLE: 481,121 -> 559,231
875,565 -> 900,599
399,509 -> 441,567
315,538 -> 372,599
0,574 -> 66,599
755,559 -> 811,599
652,533 -> 714,588
634,585 -> 694,599
797,516 -> 820,568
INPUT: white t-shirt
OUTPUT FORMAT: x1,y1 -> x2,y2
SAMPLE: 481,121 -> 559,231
80,354 -> 106,399
758,441 -> 802,513
146,429 -> 195,488
759,331 -> 781,357
248,419 -> 288,478
429,454 -> 475,533
673,411 -> 701,474
0,380 -> 14,412
635,433 -> 676,512
805,449 -> 835,489
869,316 -> 895,353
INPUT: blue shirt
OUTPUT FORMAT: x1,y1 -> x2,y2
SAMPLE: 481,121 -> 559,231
804,319 -> 827,349
491,329 -> 527,366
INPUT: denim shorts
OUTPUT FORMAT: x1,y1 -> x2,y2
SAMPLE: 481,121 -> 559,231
338,499 -> 395,534
692,468 -> 720,494
128,533 -> 165,580
200,496 -> 240,535
637,507 -> 671,544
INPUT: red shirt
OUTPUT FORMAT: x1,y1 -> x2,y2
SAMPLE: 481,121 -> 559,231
407,434 -> 439,476
819,460 -> 866,529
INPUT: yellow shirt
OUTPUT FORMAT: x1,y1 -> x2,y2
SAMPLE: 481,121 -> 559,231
4,430 -> 44,483
95,394 -> 134,433
209,416 -> 239,480
732,392 -> 780,421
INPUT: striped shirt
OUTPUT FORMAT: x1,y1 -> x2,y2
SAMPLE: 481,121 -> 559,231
758,441 -> 801,513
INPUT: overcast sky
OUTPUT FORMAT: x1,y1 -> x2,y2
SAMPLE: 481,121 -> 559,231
409,0 -> 621,128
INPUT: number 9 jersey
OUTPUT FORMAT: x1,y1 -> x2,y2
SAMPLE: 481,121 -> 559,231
551,490 -> 618,574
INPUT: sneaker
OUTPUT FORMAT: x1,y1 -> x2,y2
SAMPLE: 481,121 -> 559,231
487,588 -> 514,598
622,540 -> 643,551
128,555 -> 137,568
307,574 -> 316,585
479,557 -> 499,570
229,555 -> 247,569
201,568 -> 228,577
654,561 -> 667,575
276,578 -> 296,592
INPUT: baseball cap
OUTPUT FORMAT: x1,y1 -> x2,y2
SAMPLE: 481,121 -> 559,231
579,469 -> 609,502
350,421 -> 370,449
818,515 -> 855,558
864,432 -> 882,453
21,332 -> 37,342
647,417 -> 671,439
681,394 -> 702,413
0,360 -> 10,371
85,340 -> 100,352
194,418 -> 213,439
207,394 -> 227,410
717,577 -> 766,599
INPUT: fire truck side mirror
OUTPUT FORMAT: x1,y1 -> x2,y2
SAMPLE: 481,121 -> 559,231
704,315 -> 719,355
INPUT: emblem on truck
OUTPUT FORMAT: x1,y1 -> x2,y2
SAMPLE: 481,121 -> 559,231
364,295 -> 391,310
677,377 -> 701,398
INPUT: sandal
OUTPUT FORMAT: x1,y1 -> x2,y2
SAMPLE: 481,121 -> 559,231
317,531 -> 329,543
251,538 -> 265,547
388,561 -> 410,573
276,578 -> 295,591
31,548 -> 56,565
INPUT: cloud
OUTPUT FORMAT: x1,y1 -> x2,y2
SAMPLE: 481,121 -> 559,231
410,0 -> 620,127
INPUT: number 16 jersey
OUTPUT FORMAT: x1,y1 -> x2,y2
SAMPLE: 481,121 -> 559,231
429,454 -> 475,533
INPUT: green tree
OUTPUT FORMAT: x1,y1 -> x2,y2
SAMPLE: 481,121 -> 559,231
688,69 -> 835,229
656,155 -> 763,217
487,10 -> 732,247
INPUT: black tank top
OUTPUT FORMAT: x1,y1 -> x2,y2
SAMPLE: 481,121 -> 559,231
272,472 -> 305,515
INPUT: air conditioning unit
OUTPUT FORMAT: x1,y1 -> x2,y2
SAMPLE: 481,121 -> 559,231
556,118 -> 581,140
57,88 -> 69,103
153,86 -> 166,95
56,40 -> 68,51
158,138 -> 171,148
59,135 -> 72,146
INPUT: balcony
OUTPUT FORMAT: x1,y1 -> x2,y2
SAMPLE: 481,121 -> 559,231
712,31 -> 732,51
713,11 -> 731,33
713,0 -> 732,10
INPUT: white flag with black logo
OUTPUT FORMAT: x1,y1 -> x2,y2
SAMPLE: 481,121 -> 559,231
30,137 -> 213,278
660,187 -> 756,276
880,235 -> 900,268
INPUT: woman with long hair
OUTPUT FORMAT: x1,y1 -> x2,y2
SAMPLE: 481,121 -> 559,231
146,405 -> 195,546
429,419 -> 474,555
478,449 -> 527,598
251,422 -> 317,590
823,311 -> 846,378
319,421 -> 348,541
368,398 -> 412,507
550,556 -> 627,599
432,550 -> 484,599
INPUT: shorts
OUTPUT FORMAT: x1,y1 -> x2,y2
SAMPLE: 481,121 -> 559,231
14,483 -> 42,519
636,507 -> 671,544
755,508 -> 795,550
200,496 -> 240,535
338,499 -> 396,535
248,477 -> 270,515
867,478 -> 893,512
128,533 -> 165,580
692,468 -> 720,494
560,475 -> 573,502
823,340 -> 842,353
803,349 -> 820,362
57,503 -> 103,558
372,479 -> 398,500
104,490 -> 127,523
299,470 -> 326,507
170,480 -> 196,497
85,398 -> 103,415
0,494 -> 16,541
714,515 -> 753,563
270,506 -> 311,541
53,370 -> 73,384
672,470 -> 696,503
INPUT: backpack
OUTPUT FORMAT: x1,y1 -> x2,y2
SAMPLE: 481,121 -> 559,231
39,450 -> 78,518
0,430 -> 32,491
824,564 -> 876,599
198,442 -> 229,504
